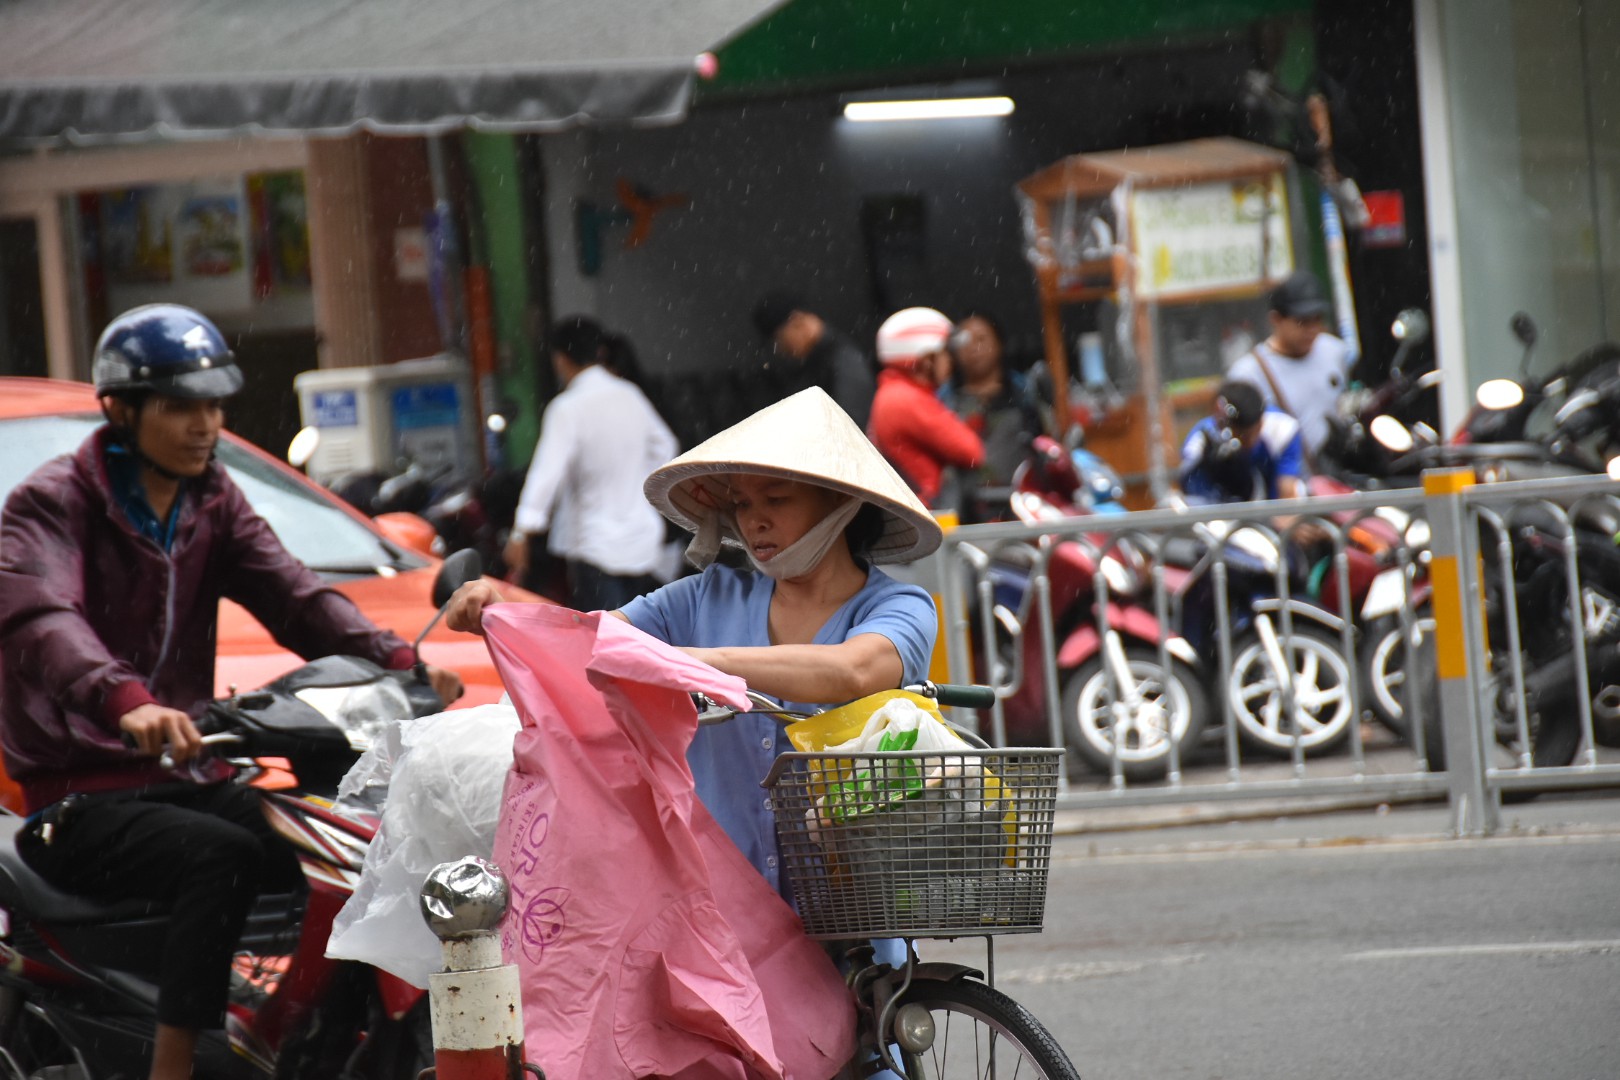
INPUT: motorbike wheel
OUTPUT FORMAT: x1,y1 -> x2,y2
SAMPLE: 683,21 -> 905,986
1424,666 -> 1583,777
1229,623 -> 1356,756
1061,647 -> 1209,781
1359,609 -> 1436,740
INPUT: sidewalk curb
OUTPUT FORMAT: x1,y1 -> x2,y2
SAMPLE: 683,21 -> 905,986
1051,790 -> 1432,837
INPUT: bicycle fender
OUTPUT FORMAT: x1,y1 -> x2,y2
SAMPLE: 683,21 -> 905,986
908,962 -> 984,984
377,968 -> 424,1021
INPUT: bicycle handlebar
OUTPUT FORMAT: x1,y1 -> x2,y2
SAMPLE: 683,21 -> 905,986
927,683 -> 997,710
696,682 -> 996,726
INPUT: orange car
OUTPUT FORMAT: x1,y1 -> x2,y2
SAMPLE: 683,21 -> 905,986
0,377 -> 537,808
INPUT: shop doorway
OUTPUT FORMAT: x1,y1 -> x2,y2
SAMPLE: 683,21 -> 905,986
0,218 -> 47,378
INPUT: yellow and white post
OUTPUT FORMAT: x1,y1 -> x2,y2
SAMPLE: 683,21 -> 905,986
1423,467 -> 1499,837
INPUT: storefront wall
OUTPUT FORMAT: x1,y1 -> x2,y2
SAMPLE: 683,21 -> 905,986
1420,0 -> 1619,424
536,42 -> 1269,448
0,135 -> 443,452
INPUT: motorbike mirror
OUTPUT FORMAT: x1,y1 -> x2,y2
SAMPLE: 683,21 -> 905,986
1369,414 -> 1415,453
412,549 -> 486,675
1390,309 -> 1430,346
1476,379 -> 1526,411
432,549 -> 484,610
287,427 -> 321,470
1510,312 -> 1538,375
1510,311 -> 1538,349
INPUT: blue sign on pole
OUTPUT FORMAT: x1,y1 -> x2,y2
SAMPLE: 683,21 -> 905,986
311,389 -> 358,428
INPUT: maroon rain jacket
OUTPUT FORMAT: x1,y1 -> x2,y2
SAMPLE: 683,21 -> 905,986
0,428 -> 415,812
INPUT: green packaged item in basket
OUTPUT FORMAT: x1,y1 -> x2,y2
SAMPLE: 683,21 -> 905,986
812,699 -> 969,823
820,756 -> 923,824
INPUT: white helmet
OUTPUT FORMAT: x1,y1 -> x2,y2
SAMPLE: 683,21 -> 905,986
876,307 -> 953,366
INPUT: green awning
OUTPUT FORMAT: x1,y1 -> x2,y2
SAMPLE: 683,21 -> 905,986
704,0 -> 1313,98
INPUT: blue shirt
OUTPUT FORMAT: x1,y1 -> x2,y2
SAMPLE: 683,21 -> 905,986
621,562 -> 937,893
105,443 -> 183,552
1179,409 -> 1304,504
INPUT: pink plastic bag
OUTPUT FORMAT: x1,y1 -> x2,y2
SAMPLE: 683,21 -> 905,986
485,604 -> 856,1080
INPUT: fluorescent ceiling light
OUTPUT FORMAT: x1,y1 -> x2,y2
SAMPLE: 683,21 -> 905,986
843,96 -> 1015,122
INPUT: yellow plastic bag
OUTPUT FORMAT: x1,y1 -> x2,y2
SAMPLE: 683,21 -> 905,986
793,695 -> 1021,869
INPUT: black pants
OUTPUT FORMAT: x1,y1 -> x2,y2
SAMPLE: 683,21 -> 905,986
565,558 -> 659,612
17,781 -> 302,1029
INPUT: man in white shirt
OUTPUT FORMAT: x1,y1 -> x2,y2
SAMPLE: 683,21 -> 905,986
505,316 -> 678,611
1226,271 -> 1352,460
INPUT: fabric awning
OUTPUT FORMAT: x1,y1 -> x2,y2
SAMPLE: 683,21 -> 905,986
0,0 -> 784,146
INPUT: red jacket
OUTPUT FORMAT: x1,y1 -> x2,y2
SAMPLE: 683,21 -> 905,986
0,428 -> 413,811
867,369 -> 985,507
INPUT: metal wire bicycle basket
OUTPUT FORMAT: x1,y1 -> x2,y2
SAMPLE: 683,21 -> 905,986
764,748 -> 1061,939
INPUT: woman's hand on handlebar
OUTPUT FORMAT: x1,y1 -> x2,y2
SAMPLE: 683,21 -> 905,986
120,703 -> 203,763
445,580 -> 505,636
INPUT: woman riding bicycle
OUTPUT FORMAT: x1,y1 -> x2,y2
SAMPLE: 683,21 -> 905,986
446,386 -> 944,890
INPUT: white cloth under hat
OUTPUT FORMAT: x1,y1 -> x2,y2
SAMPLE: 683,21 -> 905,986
643,387 -> 943,565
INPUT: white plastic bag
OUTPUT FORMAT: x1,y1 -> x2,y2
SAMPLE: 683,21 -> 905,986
833,697 -> 972,754
326,701 -> 520,988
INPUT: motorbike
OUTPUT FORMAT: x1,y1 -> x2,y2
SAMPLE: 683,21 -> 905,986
0,552 -> 485,1079
1316,308 -> 1443,486
1160,517 -> 1358,757
1415,501 -> 1620,776
1316,310 -> 1615,741
1418,371 -> 1620,770
981,436 -> 1210,781
292,426 -> 521,578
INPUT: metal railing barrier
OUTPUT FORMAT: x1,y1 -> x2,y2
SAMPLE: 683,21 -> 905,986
932,470 -> 1620,836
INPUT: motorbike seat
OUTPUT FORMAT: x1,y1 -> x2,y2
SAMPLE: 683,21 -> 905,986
1159,536 -> 1204,570
0,815 -> 164,924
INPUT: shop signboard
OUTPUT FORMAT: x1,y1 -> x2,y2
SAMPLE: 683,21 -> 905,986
1131,175 -> 1292,299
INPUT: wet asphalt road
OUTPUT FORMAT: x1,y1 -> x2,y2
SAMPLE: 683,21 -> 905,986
924,795 -> 1620,1079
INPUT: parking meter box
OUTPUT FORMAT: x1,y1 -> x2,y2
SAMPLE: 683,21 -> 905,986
293,354 -> 479,485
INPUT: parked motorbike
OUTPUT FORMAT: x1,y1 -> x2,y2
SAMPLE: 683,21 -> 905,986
1162,518 -> 1358,757
1317,307 -> 1442,485
320,451 -> 521,579
983,436 -> 1210,781
1418,502 -> 1620,775
0,552 -> 485,1079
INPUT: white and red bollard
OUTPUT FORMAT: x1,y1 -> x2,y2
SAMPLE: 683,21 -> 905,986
419,857 -> 542,1080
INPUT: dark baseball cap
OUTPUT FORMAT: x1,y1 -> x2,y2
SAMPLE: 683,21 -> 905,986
1269,271 -> 1331,320
1215,380 -> 1266,428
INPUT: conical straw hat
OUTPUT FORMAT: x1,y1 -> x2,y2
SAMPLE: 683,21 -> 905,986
644,387 -> 943,564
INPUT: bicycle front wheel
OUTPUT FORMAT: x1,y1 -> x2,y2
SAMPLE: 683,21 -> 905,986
891,977 -> 1080,1079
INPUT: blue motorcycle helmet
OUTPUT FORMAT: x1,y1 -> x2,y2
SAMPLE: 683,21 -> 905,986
92,304 -> 243,401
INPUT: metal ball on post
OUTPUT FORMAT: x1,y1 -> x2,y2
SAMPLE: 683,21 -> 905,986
419,857 -> 543,1079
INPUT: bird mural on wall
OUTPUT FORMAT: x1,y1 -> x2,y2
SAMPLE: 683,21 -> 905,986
574,178 -> 690,275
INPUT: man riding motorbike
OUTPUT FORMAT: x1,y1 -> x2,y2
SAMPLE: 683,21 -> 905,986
0,304 -> 461,1080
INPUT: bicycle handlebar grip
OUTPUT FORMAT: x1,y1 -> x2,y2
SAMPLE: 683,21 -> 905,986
930,683 -> 997,709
